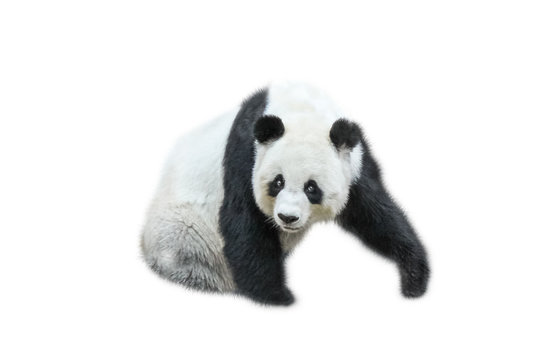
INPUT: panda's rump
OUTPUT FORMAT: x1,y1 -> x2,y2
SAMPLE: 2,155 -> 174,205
141,203 -> 235,292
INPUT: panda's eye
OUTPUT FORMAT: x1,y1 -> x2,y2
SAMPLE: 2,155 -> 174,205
304,180 -> 323,204
268,174 -> 285,197
274,174 -> 285,189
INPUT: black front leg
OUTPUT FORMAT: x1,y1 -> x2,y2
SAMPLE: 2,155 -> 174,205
337,150 -> 430,297
219,88 -> 294,305
221,207 -> 294,306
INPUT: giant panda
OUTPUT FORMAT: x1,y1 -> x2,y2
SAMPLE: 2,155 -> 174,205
141,82 -> 430,305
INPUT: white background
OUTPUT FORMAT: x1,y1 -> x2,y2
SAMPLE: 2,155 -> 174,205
1,1 -> 539,359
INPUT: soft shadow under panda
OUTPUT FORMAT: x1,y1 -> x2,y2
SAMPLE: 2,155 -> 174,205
141,82 -> 430,306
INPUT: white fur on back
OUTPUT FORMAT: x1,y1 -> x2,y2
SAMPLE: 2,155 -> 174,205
159,108 -> 237,204
265,82 -> 345,123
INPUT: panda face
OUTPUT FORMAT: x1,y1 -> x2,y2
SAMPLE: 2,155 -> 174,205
264,173 -> 326,232
253,116 -> 361,233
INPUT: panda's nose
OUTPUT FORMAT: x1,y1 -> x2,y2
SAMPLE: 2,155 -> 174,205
278,213 -> 299,224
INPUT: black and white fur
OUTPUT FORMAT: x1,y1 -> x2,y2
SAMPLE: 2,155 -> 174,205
141,83 -> 429,305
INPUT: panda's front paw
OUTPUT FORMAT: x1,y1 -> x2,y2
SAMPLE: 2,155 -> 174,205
248,287 -> 295,306
399,259 -> 430,298
268,287 -> 295,306
272,288 -> 294,305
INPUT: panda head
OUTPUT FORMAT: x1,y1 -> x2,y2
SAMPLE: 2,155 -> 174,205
252,114 -> 363,233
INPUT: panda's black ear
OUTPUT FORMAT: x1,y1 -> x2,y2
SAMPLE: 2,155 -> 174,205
330,118 -> 362,150
254,115 -> 285,144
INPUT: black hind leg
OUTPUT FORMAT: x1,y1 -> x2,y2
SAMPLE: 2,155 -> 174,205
337,145 -> 430,297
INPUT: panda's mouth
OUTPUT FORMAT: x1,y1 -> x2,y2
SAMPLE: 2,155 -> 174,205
282,225 -> 302,233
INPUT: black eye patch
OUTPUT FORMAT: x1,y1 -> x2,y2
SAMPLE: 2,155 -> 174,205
304,180 -> 323,204
268,174 -> 285,197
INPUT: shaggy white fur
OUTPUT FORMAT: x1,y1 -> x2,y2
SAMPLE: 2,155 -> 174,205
141,108 -> 238,291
